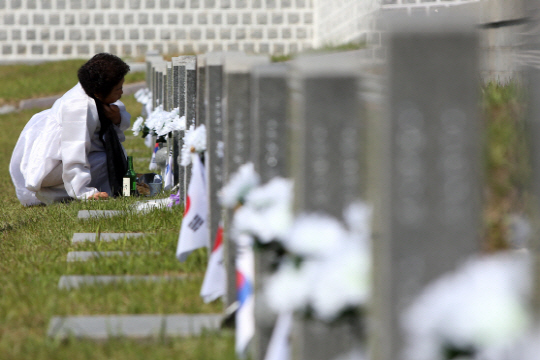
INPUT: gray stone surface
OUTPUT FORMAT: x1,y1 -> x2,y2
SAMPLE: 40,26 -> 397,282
172,56 -> 195,193
250,63 -> 289,183
371,14 -> 481,360
151,60 -> 167,109
58,275 -> 187,290
47,313 -> 222,339
66,251 -> 158,261
71,232 -> 145,244
290,52 -> 365,220
196,54 -> 206,126
291,317 -> 363,360
250,62 -> 289,360
184,57 -> 198,197
156,62 -> 166,107
289,52 -> 366,360
173,130 -> 182,188
205,52 -> 227,255
145,51 -> 161,88
172,56 -> 188,115
185,57 -> 197,127
77,210 -> 122,219
481,0 -> 524,23
165,62 -> 172,112
222,54 -> 269,308
165,63 -> 179,187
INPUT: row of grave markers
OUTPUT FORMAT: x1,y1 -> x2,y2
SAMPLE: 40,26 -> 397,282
142,10 -> 540,360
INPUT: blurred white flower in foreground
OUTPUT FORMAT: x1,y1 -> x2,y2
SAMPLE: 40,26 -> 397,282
144,105 -> 166,133
310,241 -> 371,321
143,106 -> 186,137
134,88 -> 151,105
220,163 -> 260,208
180,124 -> 207,166
131,116 -> 145,136
233,178 -> 294,243
157,109 -> 186,137
265,202 -> 373,322
401,251 -> 531,360
283,214 -> 350,259
265,260 -> 315,314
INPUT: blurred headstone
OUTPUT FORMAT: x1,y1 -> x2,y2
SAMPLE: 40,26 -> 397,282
196,54 -> 206,126
250,62 -> 290,360
184,56 -> 198,197
222,54 -> 270,309
205,52 -> 227,255
370,13 -> 482,360
289,52 -> 367,360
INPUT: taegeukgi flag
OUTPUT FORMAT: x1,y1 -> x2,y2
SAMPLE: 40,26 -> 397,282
235,235 -> 255,357
200,222 -> 226,303
176,153 -> 209,262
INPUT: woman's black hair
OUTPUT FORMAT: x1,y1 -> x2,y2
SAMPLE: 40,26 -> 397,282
78,53 -> 130,99
78,53 -> 130,197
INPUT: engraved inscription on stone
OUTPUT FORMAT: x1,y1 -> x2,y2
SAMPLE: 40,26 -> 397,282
395,106 -> 426,226
438,108 -> 470,225
264,119 -> 279,168
310,125 -> 329,207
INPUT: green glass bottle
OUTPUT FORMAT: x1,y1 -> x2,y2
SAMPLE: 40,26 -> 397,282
122,156 -> 137,196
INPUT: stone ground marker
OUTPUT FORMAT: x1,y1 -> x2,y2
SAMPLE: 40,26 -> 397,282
48,313 -> 222,340
57,275 -> 187,290
71,232 -> 145,243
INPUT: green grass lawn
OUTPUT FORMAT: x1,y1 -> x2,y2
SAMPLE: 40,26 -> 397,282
0,86 -> 235,359
0,59 -> 146,106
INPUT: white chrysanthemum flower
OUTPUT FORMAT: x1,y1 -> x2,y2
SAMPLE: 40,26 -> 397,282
144,104 -> 165,133
180,124 -> 207,166
131,116 -> 145,136
264,260 -> 315,314
232,206 -> 260,238
233,201 -> 293,243
219,163 -> 260,208
244,177 -> 293,210
402,251 -> 531,360
134,88 -> 151,105
156,108 -> 186,137
231,177 -> 294,243
283,213 -> 349,258
309,242 -> 371,321
134,87 -> 145,99
484,326 -> 540,360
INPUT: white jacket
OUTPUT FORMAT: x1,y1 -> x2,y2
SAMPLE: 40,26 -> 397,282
10,83 -> 131,205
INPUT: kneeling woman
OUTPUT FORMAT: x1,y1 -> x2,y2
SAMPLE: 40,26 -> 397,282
10,53 -> 131,206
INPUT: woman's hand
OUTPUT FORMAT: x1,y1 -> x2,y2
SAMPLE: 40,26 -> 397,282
88,192 -> 109,200
103,104 -> 121,125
